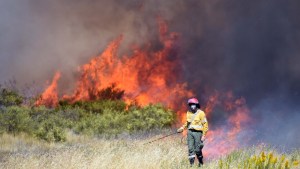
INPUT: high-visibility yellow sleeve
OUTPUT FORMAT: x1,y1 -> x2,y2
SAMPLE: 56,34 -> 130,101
181,111 -> 190,129
182,121 -> 188,129
200,111 -> 209,136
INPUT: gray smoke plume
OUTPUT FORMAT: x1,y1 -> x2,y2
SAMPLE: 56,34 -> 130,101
0,0 -> 299,147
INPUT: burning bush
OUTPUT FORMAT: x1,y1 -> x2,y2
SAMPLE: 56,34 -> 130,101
0,81 -> 177,142
35,19 -> 193,110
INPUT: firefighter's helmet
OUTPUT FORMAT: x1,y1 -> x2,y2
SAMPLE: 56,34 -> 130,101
187,98 -> 200,108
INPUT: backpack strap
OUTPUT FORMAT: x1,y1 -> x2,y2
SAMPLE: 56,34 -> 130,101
187,110 -> 200,128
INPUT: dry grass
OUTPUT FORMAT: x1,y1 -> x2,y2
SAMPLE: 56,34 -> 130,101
0,133 -> 189,169
0,133 -> 299,169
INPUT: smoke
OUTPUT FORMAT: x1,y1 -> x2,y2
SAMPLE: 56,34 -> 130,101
251,96 -> 300,148
0,0 -> 300,147
0,0 -> 157,87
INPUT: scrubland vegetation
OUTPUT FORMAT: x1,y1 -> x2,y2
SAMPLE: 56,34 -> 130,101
0,85 -> 175,142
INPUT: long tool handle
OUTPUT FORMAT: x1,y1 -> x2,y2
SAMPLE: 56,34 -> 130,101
143,131 -> 178,145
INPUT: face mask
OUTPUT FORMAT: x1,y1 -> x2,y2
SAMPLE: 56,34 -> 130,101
190,104 -> 197,111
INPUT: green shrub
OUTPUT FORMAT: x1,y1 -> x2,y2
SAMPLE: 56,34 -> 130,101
0,88 -> 23,106
74,109 -> 126,136
0,106 -> 33,135
59,107 -> 86,123
97,108 -> 128,135
74,114 -> 102,136
0,88 -> 177,141
126,104 -> 176,132
30,106 -> 52,120
34,114 -> 66,142
74,103 -> 176,136
30,106 -> 69,142
59,100 -> 127,114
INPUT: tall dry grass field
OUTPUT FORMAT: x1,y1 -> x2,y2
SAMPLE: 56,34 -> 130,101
0,133 -> 299,169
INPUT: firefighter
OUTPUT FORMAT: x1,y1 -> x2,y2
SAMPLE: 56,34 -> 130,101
177,97 -> 209,167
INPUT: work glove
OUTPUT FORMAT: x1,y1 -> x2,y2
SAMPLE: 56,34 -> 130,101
177,127 -> 184,133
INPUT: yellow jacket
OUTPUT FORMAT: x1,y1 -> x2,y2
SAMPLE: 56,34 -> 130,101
182,109 -> 209,136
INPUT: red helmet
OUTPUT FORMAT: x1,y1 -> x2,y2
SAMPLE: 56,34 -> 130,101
187,98 -> 199,105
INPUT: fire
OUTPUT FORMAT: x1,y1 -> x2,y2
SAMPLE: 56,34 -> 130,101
178,91 -> 252,158
36,19 -> 252,158
179,91 -> 252,158
203,91 -> 252,158
36,19 -> 193,109
35,72 -> 61,107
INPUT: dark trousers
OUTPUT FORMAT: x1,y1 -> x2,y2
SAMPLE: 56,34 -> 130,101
187,129 -> 204,165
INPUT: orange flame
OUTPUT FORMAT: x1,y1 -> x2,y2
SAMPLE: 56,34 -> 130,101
37,19 -> 193,109
203,91 -> 251,158
35,72 -> 61,107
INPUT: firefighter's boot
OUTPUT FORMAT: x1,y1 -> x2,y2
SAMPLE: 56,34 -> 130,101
197,155 -> 203,167
189,157 -> 195,167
